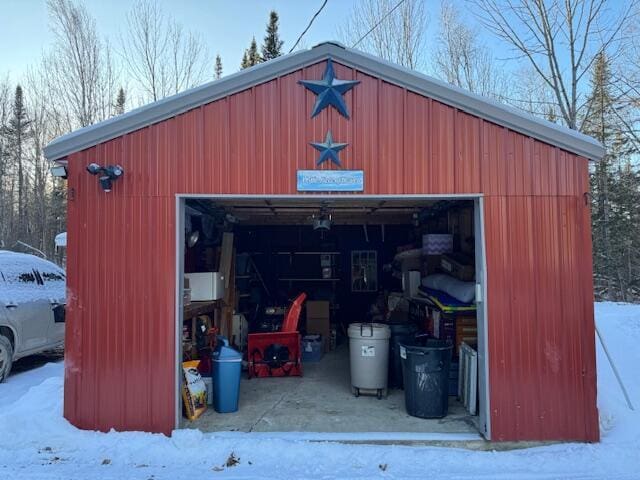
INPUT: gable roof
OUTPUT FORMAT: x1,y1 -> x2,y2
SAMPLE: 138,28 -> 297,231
44,41 -> 604,162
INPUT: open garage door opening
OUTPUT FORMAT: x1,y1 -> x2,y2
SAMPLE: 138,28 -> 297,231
176,195 -> 490,440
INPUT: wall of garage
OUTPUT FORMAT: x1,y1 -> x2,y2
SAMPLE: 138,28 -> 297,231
63,59 -> 598,441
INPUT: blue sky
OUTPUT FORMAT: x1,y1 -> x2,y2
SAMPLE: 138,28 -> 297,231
0,0 -> 367,81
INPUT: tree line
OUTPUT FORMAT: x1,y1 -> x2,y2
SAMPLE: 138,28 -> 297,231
1,0 -> 638,301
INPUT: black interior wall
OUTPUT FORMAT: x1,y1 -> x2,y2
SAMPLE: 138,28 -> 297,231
234,224 -> 415,327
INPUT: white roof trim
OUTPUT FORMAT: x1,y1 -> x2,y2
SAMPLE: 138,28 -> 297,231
44,41 -> 604,161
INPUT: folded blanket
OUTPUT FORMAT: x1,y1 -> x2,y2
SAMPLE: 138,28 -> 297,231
422,273 -> 475,303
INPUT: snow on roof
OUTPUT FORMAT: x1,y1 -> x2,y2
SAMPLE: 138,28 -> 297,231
55,232 -> 67,248
44,42 -> 604,162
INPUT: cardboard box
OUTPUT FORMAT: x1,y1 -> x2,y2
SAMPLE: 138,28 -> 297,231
306,301 -> 330,352
306,300 -> 330,318
307,316 -> 330,353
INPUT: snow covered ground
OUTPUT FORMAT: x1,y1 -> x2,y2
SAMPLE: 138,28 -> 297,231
0,303 -> 638,480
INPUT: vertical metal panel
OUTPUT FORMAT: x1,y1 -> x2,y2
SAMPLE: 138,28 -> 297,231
203,98 -> 229,194
330,63 -> 356,172
403,91 -> 430,193
63,58 -> 598,440
278,68 -> 306,193
254,80 -> 279,193
454,111 -> 482,193
429,101 -> 455,193
481,122 -> 508,196
353,71 -> 379,193
378,81 -> 405,193
484,195 -> 599,441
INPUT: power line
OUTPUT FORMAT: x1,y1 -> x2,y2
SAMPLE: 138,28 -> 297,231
289,0 -> 329,53
352,0 -> 407,48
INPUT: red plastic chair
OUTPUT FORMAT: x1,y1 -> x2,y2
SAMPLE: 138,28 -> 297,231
281,292 -> 307,333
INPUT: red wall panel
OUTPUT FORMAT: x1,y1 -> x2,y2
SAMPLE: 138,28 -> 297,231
64,59 -> 598,441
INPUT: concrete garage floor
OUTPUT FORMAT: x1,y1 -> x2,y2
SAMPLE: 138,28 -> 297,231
186,345 -> 480,436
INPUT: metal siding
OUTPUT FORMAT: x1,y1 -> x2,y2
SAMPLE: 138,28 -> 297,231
485,195 -> 598,441
378,81 -> 405,194
64,59 -> 598,440
454,111 -> 482,193
353,71 -> 379,193
404,91 -> 430,194
330,63 -> 356,172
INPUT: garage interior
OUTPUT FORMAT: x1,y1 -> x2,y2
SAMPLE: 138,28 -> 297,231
178,196 -> 485,436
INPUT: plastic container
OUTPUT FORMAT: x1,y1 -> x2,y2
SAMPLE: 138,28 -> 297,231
211,336 -> 242,413
348,323 -> 391,399
400,339 -> 453,418
202,376 -> 213,405
387,322 -> 419,389
302,335 -> 323,362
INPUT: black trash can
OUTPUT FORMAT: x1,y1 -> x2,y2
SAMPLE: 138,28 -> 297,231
400,339 -> 453,418
387,322 -> 418,389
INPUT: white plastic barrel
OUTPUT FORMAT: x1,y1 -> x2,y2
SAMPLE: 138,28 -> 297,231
348,323 -> 391,398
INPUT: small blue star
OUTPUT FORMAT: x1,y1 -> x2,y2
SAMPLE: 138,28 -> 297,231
310,130 -> 348,167
298,58 -> 360,118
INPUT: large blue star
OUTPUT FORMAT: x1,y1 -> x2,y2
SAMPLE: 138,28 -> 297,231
298,58 -> 360,118
310,130 -> 348,167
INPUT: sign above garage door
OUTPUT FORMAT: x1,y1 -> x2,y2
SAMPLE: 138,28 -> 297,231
297,170 -> 364,192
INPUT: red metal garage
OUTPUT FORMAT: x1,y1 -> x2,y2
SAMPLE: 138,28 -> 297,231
45,41 -> 603,442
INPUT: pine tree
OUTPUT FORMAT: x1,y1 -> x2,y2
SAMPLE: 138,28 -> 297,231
240,51 -> 249,69
1,85 -> 32,243
262,10 -> 284,61
115,87 -> 126,115
582,52 -> 639,301
241,37 -> 262,69
215,54 -> 223,79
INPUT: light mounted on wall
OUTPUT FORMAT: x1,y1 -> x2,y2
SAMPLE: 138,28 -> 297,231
50,164 -> 68,179
86,163 -> 124,192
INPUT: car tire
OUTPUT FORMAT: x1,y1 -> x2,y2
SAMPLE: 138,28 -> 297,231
0,335 -> 13,383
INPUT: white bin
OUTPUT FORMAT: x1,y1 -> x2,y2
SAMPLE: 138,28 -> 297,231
348,323 -> 391,399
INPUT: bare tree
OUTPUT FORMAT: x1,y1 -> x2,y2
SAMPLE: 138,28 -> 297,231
44,0 -> 119,128
471,0 -> 632,131
120,0 -> 210,104
507,65 -> 562,120
339,0 -> 429,70
433,1 -> 509,99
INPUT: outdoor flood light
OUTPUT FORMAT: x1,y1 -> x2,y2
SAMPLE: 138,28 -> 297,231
86,163 -> 124,192
50,164 -> 68,179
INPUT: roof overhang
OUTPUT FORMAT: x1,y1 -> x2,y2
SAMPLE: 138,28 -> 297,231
44,41 -> 605,162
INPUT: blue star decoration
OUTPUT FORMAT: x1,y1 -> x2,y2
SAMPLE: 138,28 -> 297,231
298,58 -> 360,118
310,130 -> 348,167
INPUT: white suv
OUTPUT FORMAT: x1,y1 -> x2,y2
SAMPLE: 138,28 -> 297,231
0,251 -> 66,382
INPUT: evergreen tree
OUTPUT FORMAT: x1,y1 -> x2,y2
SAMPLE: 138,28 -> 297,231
115,87 -> 126,115
261,10 -> 284,61
582,52 -> 639,301
2,86 -> 32,243
241,37 -> 262,69
240,51 -> 249,69
215,54 -> 223,79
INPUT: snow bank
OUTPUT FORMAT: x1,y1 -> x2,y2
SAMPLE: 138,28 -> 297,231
594,302 -> 640,444
0,303 -> 638,479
